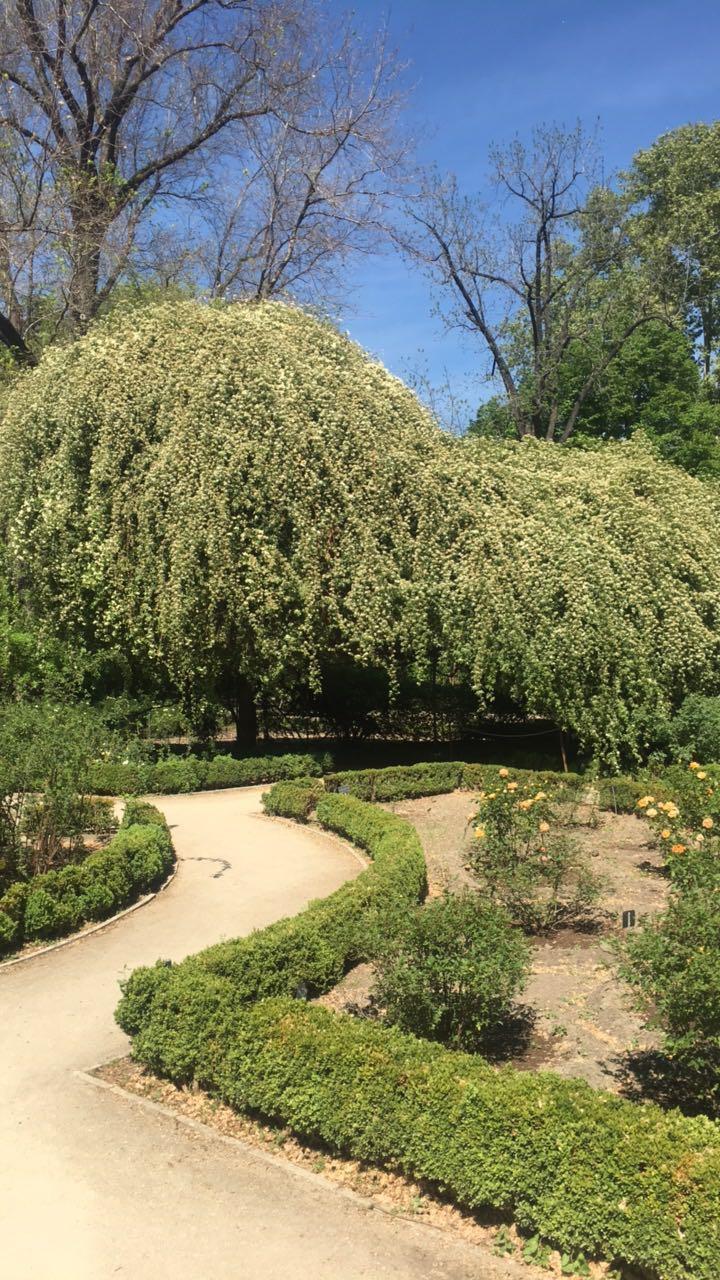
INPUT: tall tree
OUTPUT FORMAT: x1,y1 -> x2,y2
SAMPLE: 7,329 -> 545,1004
625,122 -> 720,380
402,124 -> 665,443
0,1 -> 406,360
195,20 -> 407,309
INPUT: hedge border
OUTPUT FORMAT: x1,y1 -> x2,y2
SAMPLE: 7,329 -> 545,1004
0,799 -> 174,955
117,773 -> 720,1279
87,751 -> 328,797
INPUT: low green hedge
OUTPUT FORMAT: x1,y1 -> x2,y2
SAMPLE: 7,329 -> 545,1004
261,778 -> 323,822
0,801 -> 174,953
324,761 -> 585,803
127,993 -> 720,1279
88,751 -> 327,796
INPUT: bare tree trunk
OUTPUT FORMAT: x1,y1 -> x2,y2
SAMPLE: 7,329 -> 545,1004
68,207 -> 104,332
230,676 -> 258,752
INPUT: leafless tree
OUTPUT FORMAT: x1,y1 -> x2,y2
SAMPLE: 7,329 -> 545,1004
0,1 -> 409,363
0,0 -> 300,355
401,124 -> 666,442
193,19 -> 408,309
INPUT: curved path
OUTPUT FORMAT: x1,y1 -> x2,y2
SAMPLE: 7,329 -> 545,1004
0,787 -> 503,1280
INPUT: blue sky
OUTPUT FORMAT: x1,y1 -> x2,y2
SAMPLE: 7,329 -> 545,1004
341,0 -> 720,420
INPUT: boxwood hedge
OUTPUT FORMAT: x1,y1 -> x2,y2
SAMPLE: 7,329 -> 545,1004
117,775 -> 720,1277
88,751 -> 327,797
0,799 -> 174,953
133,993 -> 720,1279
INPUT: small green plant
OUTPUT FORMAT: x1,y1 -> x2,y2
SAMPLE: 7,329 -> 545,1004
469,774 -> 603,932
493,1226 -> 516,1257
372,890 -> 529,1050
560,1251 -> 590,1276
522,1234 -> 553,1267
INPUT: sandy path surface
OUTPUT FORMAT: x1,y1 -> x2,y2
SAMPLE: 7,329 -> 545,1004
0,787 -> 507,1280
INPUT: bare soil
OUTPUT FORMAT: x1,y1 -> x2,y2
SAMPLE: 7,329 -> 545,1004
318,793 -> 670,1092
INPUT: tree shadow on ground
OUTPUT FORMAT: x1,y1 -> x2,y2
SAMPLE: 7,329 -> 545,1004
613,1048 -> 719,1118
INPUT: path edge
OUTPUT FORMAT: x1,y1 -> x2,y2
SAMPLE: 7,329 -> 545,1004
0,861 -> 178,971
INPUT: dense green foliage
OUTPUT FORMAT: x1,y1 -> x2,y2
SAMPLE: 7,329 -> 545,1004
435,437 -> 720,767
626,122 -> 720,380
664,694 -> 720,764
470,325 -> 720,477
0,799 -> 173,952
152,996 -> 720,1278
622,765 -> 720,1104
4,302 -> 720,766
119,775 -> 720,1277
373,890 -> 529,1049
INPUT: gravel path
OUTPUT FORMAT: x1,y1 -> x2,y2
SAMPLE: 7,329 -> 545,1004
0,786 -> 516,1280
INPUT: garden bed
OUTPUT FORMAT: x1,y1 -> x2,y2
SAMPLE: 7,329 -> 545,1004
116,774 -> 720,1280
0,800 -> 174,955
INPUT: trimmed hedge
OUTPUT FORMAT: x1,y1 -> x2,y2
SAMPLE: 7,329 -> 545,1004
88,751 -> 327,797
0,801 -> 174,953
324,761 -> 584,803
128,993 -> 720,1279
261,778 -> 323,822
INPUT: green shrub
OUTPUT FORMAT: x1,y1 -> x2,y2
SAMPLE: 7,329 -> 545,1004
261,778 -> 322,822
147,755 -> 208,794
87,751 -> 324,796
596,776 -> 650,813
667,694 -> 720,764
621,889 -> 720,1106
469,778 -> 603,932
80,795 -> 119,834
87,760 -> 151,796
324,762 -> 465,801
127,993 -> 720,1278
0,700 -> 111,882
373,891 -> 529,1049
0,880 -> 27,947
0,804 -> 173,953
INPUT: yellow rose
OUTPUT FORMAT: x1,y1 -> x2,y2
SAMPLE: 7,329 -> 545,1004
698,771 -> 707,781
646,807 -> 658,818
539,821 -> 550,833
702,817 -> 714,829
660,828 -> 671,839
498,767 -> 509,778
474,826 -> 486,839
507,782 -> 518,792
637,795 -> 654,809
690,762 -> 700,770
671,843 -> 686,854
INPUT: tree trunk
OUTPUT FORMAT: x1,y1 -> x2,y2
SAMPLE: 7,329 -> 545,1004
231,676 -> 258,752
0,311 -> 36,366
68,201 -> 104,333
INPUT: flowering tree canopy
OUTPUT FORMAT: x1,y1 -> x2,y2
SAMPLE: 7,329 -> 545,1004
0,301 -> 440,742
415,436 -> 720,766
2,300 -> 720,764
